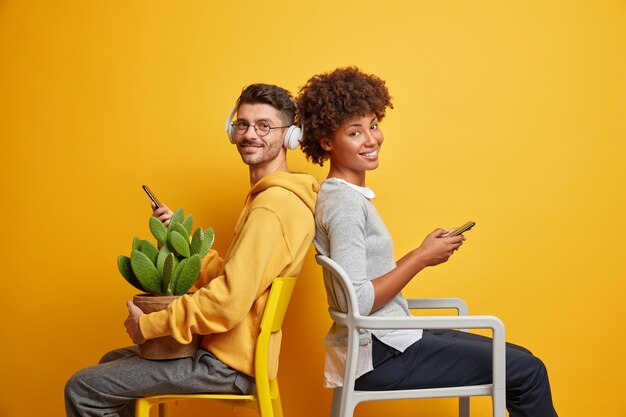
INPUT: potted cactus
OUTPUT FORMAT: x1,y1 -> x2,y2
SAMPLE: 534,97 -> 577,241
117,208 -> 214,359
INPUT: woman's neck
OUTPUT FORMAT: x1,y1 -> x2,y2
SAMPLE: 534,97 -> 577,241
326,166 -> 366,187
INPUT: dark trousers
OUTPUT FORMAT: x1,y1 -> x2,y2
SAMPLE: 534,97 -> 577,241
355,330 -> 558,417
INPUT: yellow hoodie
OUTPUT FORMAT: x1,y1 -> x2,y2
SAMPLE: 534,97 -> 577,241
139,171 -> 319,377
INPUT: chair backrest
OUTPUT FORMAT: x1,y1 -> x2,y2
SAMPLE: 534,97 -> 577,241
254,276 -> 297,383
260,277 -> 297,334
316,255 -> 361,319
315,254 -> 366,387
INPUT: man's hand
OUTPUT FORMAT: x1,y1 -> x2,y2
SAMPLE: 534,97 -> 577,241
152,203 -> 173,227
124,301 -> 146,345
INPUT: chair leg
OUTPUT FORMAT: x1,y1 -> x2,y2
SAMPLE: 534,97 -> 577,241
135,399 -> 151,417
158,403 -> 170,417
330,388 -> 342,417
459,397 -> 470,417
331,387 -> 356,417
271,390 -> 283,417
492,389 -> 506,417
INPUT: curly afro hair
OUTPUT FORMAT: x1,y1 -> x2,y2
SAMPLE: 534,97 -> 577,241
296,67 -> 393,166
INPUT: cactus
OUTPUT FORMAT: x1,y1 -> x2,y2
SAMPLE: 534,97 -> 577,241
117,208 -> 215,296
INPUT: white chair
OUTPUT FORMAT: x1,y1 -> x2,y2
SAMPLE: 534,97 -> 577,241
315,254 -> 506,417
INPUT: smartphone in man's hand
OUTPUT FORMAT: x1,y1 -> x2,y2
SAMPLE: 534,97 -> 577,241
142,185 -> 161,209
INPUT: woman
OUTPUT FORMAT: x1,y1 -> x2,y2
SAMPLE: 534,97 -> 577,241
296,67 -> 557,417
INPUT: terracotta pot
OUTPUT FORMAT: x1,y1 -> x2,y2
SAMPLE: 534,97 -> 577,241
133,294 -> 200,360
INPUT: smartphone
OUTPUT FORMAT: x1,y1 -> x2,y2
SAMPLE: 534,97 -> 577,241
142,185 -> 161,209
450,221 -> 475,237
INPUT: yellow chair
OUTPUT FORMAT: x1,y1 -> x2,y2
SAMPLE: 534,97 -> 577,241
135,276 -> 297,417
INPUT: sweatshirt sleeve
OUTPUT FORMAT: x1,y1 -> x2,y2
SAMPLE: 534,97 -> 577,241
139,207 -> 291,343
321,188 -> 375,316
192,249 -> 223,290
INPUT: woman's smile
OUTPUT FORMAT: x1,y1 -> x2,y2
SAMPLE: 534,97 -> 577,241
360,149 -> 379,160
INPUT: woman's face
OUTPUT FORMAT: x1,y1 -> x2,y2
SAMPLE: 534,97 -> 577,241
323,113 -> 384,184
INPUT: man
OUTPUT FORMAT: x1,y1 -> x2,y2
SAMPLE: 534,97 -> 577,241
65,83 -> 319,417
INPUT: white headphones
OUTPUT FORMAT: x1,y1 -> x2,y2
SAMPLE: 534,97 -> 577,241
224,100 -> 303,150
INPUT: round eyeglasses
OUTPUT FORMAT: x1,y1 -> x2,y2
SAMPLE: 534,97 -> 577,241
231,120 -> 290,137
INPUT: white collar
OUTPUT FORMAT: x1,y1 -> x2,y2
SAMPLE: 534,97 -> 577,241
326,177 -> 376,199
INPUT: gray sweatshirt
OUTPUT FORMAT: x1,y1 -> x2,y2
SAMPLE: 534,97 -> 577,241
314,178 -> 413,348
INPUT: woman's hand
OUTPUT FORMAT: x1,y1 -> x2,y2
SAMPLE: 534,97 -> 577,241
152,203 -> 173,227
371,228 -> 466,311
413,228 -> 465,267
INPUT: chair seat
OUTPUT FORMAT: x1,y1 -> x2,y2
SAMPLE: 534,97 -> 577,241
141,393 -> 257,402
353,384 -> 494,401
137,393 -> 261,416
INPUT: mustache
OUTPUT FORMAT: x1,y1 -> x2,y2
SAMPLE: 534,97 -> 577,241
238,139 -> 265,147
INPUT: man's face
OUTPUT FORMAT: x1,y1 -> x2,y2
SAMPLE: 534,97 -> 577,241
233,103 -> 287,167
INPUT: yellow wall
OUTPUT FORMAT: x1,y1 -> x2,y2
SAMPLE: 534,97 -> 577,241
2,1 -> 625,416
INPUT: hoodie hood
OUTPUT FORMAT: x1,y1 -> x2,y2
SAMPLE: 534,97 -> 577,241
249,171 -> 320,213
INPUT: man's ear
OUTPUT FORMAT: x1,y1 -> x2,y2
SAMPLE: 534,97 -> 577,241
320,137 -> 332,151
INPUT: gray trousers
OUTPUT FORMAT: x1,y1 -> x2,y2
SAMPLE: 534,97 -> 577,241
64,346 -> 255,417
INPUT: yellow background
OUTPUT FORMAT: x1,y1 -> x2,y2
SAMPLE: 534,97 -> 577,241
2,1 -> 625,416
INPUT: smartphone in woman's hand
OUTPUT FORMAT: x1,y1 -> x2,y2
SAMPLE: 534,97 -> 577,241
450,221 -> 475,237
